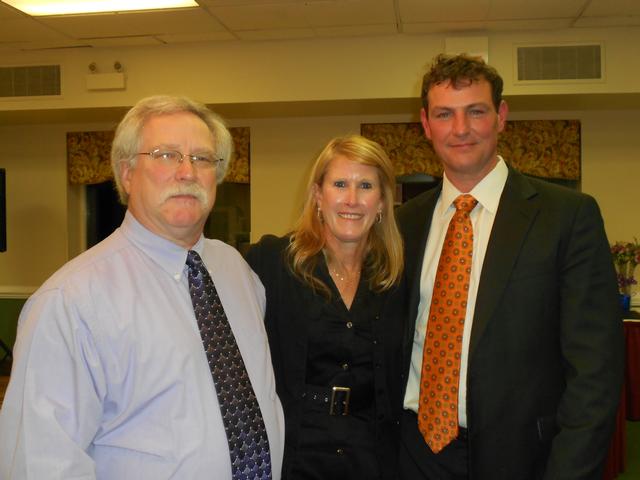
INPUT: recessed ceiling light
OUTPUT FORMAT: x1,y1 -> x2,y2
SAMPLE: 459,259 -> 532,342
4,0 -> 199,16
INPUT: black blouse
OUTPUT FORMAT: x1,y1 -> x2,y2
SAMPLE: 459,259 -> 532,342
305,264 -> 379,393
246,235 -> 405,480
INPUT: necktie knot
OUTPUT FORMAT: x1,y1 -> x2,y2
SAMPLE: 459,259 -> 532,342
186,250 -> 202,269
453,194 -> 478,214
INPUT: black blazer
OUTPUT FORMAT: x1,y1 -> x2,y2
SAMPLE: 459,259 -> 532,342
396,168 -> 623,479
246,235 -> 406,479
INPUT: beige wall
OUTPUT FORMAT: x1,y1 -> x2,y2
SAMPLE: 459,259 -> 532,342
0,124 -> 67,294
1,27 -> 639,295
1,27 -> 640,115
0,122 -> 112,295
581,109 -> 640,242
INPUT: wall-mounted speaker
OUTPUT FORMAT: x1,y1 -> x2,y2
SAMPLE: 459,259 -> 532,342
0,168 -> 6,252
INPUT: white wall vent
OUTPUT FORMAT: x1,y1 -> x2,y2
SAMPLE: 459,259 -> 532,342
0,65 -> 61,98
516,44 -> 602,81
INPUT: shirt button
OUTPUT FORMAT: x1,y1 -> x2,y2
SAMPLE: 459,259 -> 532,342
346,321 -> 353,329
342,363 -> 349,370
336,448 -> 344,456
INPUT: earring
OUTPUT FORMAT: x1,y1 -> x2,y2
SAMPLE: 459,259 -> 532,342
376,211 -> 382,224
317,206 -> 323,223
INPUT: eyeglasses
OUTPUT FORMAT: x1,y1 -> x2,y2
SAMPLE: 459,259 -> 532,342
138,149 -> 222,170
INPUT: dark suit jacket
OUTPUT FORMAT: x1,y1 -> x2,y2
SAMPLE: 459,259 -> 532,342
246,234 -> 405,479
396,167 -> 623,480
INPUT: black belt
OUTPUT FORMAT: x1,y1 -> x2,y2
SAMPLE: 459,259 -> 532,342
302,384 -> 373,416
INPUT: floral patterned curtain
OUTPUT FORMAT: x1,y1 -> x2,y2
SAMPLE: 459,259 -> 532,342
361,120 -> 580,180
67,127 -> 250,185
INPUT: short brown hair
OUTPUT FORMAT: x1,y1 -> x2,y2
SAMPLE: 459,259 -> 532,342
421,53 -> 504,111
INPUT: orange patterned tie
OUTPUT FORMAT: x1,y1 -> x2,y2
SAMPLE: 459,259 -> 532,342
418,194 -> 477,453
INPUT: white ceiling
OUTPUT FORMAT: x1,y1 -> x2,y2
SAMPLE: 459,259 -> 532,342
0,0 -> 639,52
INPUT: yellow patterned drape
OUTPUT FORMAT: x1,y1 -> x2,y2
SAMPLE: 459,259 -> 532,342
67,127 -> 250,185
361,120 -> 580,180
361,123 -> 442,178
67,131 -> 115,185
226,127 -> 250,184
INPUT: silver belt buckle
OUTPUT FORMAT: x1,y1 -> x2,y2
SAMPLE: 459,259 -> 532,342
329,386 -> 351,416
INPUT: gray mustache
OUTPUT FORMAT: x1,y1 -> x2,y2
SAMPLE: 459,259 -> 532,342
160,185 -> 208,205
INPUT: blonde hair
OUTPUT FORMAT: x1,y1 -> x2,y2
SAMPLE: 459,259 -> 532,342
287,134 -> 403,296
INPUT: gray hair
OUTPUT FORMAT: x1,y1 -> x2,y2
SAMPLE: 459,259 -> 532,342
110,95 -> 233,204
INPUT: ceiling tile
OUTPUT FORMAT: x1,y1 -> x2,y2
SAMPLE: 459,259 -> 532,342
398,0 -> 491,23
402,21 -> 489,34
37,7 -> 225,39
403,17 -> 572,34
315,24 -> 397,37
87,36 -> 164,47
582,0 -> 640,16
209,3 -> 308,30
483,18 -> 574,30
18,41 -> 93,51
198,0 -> 299,6
485,0 -> 587,20
210,0 -> 395,31
0,18 -> 70,42
157,31 -> 237,43
301,0 -> 396,27
0,0 -> 638,53
0,2 -> 27,19
235,27 -> 315,40
574,15 -> 640,27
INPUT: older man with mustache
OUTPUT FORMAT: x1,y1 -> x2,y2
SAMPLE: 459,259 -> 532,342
0,95 -> 285,480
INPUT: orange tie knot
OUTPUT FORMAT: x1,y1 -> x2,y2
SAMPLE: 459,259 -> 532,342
453,194 -> 478,214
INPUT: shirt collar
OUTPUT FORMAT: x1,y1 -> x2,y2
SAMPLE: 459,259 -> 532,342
438,157 -> 508,217
119,210 -> 205,281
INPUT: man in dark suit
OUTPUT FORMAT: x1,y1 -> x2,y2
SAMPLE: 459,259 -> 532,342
396,53 -> 623,479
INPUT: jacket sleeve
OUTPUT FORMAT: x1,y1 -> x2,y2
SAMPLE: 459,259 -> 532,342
544,194 -> 624,479
245,234 -> 285,289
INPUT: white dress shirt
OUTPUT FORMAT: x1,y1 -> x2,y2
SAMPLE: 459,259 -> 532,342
0,211 -> 284,479
403,158 -> 508,428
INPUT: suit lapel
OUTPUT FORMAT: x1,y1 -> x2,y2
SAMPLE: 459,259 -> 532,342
406,190 -> 440,317
469,169 -> 540,360
399,186 -> 441,353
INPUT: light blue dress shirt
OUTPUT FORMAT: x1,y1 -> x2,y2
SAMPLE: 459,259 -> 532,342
0,211 -> 284,479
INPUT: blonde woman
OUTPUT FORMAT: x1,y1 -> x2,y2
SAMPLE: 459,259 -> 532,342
247,135 -> 404,479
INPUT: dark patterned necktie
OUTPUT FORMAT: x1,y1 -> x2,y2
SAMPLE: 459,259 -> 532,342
418,194 -> 477,453
186,250 -> 272,480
